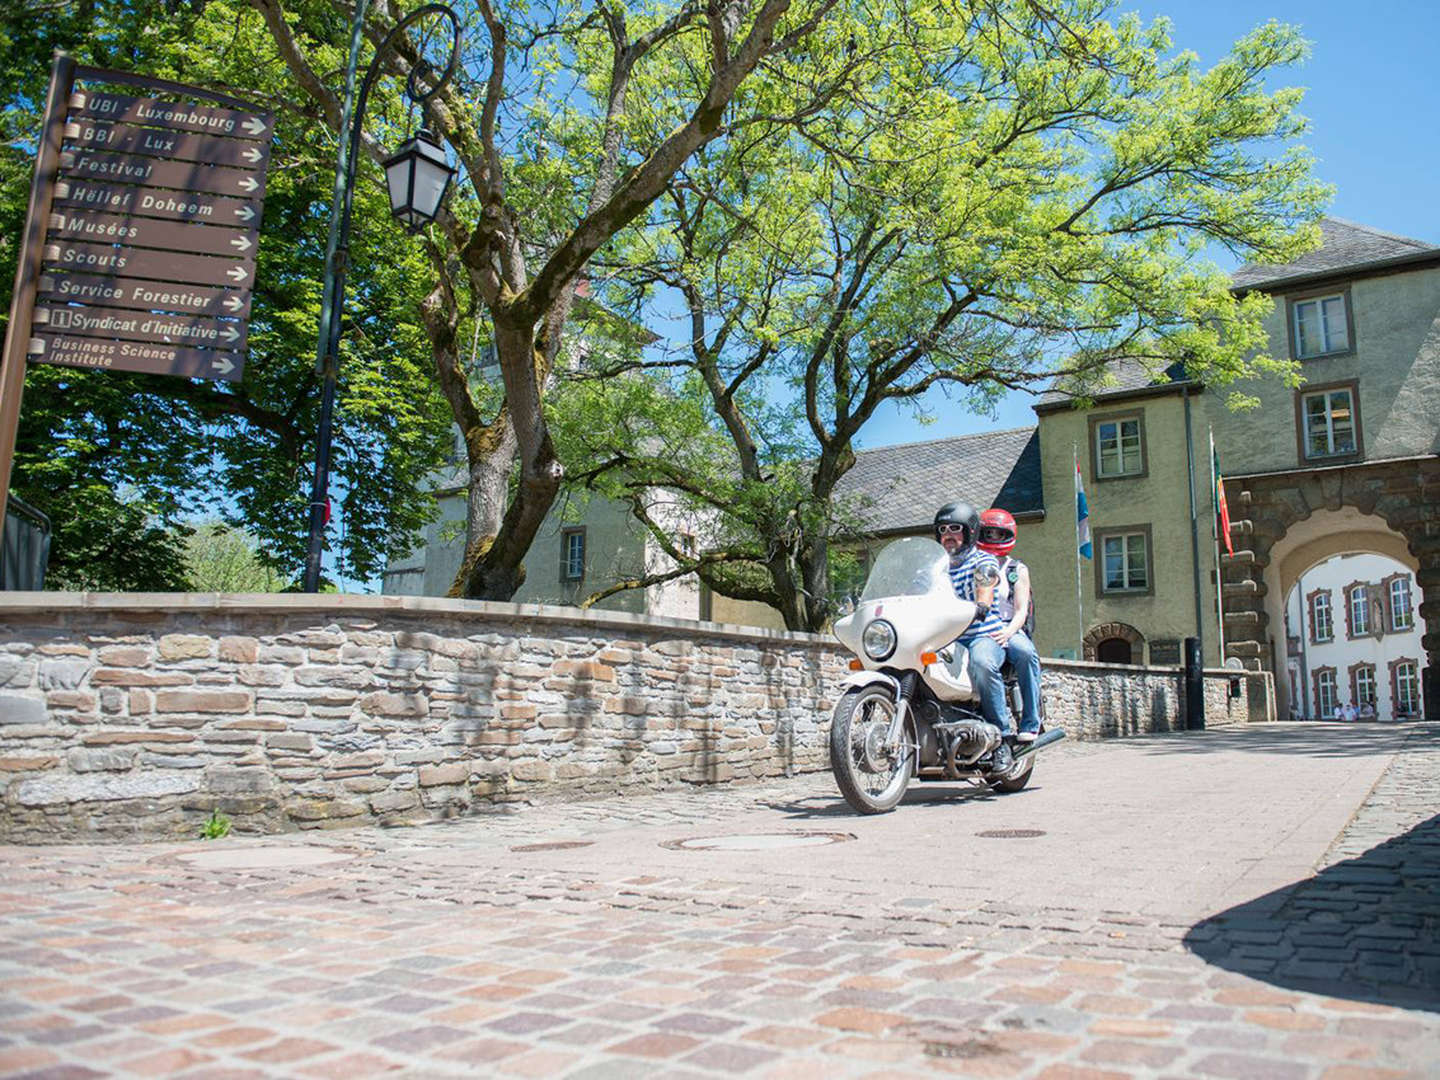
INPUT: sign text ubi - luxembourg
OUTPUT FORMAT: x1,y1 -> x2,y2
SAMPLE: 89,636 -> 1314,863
27,332 -> 242,381
38,272 -> 252,319
53,178 -> 259,226
68,90 -> 272,141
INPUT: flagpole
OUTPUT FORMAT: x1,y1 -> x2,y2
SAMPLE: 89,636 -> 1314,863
1074,443 -> 1085,658
1209,427 -> 1227,665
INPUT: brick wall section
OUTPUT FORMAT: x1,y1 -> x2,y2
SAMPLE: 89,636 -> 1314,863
0,595 -> 1272,842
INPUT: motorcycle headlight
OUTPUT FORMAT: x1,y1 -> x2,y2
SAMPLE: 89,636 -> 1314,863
861,619 -> 896,661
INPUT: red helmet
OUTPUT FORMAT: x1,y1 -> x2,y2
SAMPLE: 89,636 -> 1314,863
977,508 -> 1017,555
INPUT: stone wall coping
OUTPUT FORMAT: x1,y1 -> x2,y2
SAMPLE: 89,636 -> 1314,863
0,591 -> 840,649
1,591 -> 1272,688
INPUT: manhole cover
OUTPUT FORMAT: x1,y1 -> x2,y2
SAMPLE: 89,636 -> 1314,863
172,846 -> 355,871
975,828 -> 1046,839
664,831 -> 854,851
510,841 -> 594,853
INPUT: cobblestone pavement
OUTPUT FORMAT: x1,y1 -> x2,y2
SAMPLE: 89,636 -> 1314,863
1,722 -> 1437,1079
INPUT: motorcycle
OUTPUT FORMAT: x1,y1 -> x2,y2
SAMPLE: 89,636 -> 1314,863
830,536 -> 1065,814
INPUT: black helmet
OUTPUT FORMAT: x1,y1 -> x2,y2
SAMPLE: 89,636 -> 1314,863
933,501 -> 979,550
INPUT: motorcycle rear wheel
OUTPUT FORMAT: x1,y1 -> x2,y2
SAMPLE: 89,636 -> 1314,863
830,684 -> 914,814
989,753 -> 1034,793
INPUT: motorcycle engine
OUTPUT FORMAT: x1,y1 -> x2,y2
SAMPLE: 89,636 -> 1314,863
941,719 -> 997,771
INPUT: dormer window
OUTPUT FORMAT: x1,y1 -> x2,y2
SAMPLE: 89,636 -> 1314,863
1288,289 -> 1352,359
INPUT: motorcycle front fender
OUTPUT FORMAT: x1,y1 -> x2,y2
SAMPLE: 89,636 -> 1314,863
837,669 -> 903,702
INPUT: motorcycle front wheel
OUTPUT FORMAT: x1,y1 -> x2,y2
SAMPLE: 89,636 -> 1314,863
829,684 -> 915,814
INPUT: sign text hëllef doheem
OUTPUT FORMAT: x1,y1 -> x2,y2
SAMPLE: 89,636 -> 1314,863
27,86 -> 273,382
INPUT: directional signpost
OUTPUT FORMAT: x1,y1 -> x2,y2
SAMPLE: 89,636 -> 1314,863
0,56 -> 274,523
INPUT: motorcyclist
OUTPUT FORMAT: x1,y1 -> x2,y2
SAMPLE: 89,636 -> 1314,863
977,508 -> 1041,743
934,502 -> 1016,767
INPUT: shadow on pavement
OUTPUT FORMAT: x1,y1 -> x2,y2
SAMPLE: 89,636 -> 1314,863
1131,720 -> 1435,759
1184,812 -> 1440,1013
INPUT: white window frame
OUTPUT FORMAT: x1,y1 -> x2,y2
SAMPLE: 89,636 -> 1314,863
1311,591 -> 1333,643
1315,669 -> 1337,719
1349,586 -> 1369,637
1301,388 -> 1357,459
1095,417 -> 1143,479
1354,665 -> 1377,706
1292,293 -> 1349,358
1395,662 -> 1420,717
1101,532 -> 1149,593
1389,578 -> 1414,631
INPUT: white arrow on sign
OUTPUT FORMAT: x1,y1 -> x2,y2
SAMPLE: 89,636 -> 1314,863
219,326 -> 240,343
223,295 -> 244,312
230,235 -> 252,252
234,205 -> 255,223
212,355 -> 235,375
242,146 -> 263,164
242,117 -> 268,136
237,176 -> 259,193
226,266 -> 248,283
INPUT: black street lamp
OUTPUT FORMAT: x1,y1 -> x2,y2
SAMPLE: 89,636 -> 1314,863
302,4 -> 460,593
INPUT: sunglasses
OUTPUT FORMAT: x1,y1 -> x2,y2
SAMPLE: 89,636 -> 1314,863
937,523 -> 967,534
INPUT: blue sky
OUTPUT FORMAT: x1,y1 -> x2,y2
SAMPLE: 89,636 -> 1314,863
858,0 -> 1440,449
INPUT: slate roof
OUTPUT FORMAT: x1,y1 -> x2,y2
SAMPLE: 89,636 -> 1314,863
834,426 -> 1043,534
1231,217 -> 1440,291
1036,358 -> 1191,411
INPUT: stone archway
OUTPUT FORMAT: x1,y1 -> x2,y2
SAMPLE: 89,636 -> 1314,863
1220,457 -> 1440,720
1084,621 -> 1145,664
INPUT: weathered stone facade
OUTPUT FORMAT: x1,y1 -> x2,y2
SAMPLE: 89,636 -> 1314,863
1221,455 -> 1439,719
0,595 -> 1272,842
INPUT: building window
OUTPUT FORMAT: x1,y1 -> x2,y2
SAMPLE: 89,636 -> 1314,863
1392,659 -> 1420,718
1313,667 -> 1337,719
560,527 -> 586,582
1308,589 -> 1332,644
1347,584 -> 1370,638
1351,664 -> 1377,707
1299,385 -> 1359,460
1387,576 -> 1414,631
1291,292 -> 1350,358
1090,413 -> 1145,480
677,532 -> 698,559
1096,527 -> 1151,595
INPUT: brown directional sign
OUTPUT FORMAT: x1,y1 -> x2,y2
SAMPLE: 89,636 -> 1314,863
69,90 -> 272,141
38,272 -> 252,319
43,240 -> 254,289
53,179 -> 260,228
59,149 -> 266,199
28,331 -> 243,382
33,305 -> 248,352
48,210 -> 258,258
64,121 -> 271,170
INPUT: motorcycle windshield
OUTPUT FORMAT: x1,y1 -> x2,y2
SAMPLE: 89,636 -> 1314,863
859,537 -> 954,603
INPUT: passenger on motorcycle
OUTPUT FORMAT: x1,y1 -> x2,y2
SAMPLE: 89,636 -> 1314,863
933,502 -> 1016,757
977,508 -> 1042,744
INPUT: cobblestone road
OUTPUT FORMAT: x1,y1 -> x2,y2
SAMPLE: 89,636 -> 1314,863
1,721 -> 1436,1079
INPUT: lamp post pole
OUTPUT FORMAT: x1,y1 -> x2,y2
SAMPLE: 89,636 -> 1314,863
302,4 -> 460,593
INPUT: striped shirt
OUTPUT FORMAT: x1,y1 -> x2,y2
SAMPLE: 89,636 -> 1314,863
948,548 -> 1005,642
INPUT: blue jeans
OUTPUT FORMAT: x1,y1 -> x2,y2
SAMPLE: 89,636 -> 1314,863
963,636 -> 1014,734
962,633 -> 1042,735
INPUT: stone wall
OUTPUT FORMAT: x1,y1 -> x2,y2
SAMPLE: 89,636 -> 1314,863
0,595 -> 1272,843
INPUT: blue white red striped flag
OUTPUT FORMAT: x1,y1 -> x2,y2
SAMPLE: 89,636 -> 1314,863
1076,462 -> 1092,559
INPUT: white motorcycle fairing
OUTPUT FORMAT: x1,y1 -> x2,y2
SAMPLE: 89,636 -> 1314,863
833,538 -> 980,703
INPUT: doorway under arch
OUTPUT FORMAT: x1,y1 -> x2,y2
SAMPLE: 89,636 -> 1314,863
1084,622 -> 1145,664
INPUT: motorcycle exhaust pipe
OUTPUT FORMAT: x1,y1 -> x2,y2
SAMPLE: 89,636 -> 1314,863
1013,728 -> 1066,760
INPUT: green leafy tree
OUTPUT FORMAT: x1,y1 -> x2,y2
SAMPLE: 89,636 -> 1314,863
0,1 -> 453,590
255,0 -> 858,600
185,521 -> 286,591
572,0 -> 1328,630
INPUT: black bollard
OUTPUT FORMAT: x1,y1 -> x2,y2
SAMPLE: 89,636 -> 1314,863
1184,636 -> 1205,730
